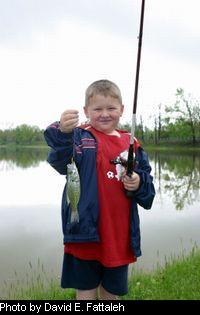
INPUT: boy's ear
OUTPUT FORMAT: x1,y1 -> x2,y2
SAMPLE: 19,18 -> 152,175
83,106 -> 89,118
120,104 -> 124,116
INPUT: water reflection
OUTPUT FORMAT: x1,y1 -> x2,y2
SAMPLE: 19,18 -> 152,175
1,147 -> 199,211
0,147 -> 48,169
0,148 -> 199,293
149,151 -> 200,210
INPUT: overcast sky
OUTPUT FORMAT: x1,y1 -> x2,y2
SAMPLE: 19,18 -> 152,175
0,0 -> 199,129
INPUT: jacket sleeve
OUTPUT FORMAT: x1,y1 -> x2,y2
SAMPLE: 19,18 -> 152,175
133,147 -> 155,209
43,121 -> 73,175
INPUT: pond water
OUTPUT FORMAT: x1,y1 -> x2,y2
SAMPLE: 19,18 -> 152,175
0,147 -> 199,295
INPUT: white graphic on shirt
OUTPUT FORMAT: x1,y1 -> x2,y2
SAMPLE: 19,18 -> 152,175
107,150 -> 128,181
115,164 -> 124,181
107,171 -> 115,179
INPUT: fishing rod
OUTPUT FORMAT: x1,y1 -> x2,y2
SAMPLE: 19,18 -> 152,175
111,0 -> 145,198
126,0 -> 145,197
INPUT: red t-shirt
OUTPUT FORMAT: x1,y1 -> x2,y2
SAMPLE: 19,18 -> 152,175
65,127 -> 138,267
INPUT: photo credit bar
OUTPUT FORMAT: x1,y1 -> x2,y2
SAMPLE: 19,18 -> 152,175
0,301 -> 130,313
0,300 -> 194,313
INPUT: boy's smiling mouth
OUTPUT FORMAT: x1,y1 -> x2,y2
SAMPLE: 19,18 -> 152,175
98,119 -> 112,123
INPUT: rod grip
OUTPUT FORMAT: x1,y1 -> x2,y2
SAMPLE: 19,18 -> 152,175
125,189 -> 135,198
125,144 -> 135,198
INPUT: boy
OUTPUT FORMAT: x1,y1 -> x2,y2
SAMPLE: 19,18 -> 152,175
44,79 -> 155,300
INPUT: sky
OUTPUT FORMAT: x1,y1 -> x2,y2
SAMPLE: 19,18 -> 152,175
0,0 -> 199,130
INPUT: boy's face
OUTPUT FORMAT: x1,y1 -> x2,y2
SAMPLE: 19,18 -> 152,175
84,94 -> 124,134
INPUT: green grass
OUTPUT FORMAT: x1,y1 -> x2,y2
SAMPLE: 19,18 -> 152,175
0,144 -> 48,149
144,144 -> 200,153
2,247 -> 200,300
123,247 -> 200,300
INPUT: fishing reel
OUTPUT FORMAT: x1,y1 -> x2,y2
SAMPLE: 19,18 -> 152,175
110,156 -> 128,167
110,151 -> 136,169
110,151 -> 136,199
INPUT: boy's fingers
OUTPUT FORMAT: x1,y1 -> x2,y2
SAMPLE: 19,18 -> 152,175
62,109 -> 79,115
62,113 -> 79,121
124,175 -> 133,182
64,118 -> 79,126
60,110 -> 79,121
124,172 -> 138,180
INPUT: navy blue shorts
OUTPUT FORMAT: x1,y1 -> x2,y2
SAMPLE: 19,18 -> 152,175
61,253 -> 129,296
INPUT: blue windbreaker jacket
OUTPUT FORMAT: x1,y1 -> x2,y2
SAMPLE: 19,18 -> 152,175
44,123 -> 155,257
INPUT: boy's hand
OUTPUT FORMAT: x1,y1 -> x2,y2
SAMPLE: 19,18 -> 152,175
60,110 -> 79,133
122,171 -> 140,191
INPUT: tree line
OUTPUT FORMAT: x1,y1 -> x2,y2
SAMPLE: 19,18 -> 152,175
0,89 -> 199,146
121,88 -> 200,145
0,124 -> 45,146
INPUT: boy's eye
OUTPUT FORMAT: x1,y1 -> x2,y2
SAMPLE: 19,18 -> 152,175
108,107 -> 116,110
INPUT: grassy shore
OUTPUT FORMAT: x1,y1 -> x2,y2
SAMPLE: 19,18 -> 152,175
1,143 -> 200,150
143,143 -> 200,153
0,144 -> 48,149
2,247 -> 200,300
123,247 -> 200,300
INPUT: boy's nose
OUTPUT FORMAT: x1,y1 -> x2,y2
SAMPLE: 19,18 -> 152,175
101,110 -> 109,117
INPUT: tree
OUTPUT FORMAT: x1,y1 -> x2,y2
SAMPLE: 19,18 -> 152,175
158,103 -> 162,143
0,125 -> 45,145
154,115 -> 158,145
165,88 -> 200,145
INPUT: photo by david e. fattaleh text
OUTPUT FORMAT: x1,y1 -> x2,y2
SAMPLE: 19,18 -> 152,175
0,302 -> 126,312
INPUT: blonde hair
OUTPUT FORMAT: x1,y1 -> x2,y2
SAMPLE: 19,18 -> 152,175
85,79 -> 122,106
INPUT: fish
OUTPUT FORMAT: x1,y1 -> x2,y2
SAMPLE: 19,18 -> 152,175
66,161 -> 80,223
